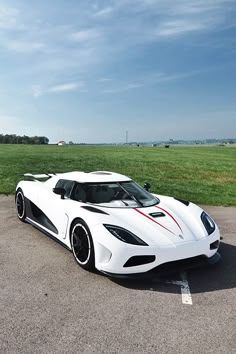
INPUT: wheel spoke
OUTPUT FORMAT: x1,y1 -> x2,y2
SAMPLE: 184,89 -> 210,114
72,224 -> 90,264
16,193 -> 24,218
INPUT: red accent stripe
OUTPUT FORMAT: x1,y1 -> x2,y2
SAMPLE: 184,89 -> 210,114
134,208 -> 176,236
155,206 -> 183,234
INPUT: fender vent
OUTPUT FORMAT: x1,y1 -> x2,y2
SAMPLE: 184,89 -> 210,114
81,206 -> 109,215
174,198 -> 190,206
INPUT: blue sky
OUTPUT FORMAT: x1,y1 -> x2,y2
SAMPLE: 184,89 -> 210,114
0,0 -> 236,143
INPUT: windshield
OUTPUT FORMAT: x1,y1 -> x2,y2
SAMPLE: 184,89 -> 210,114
72,181 -> 159,208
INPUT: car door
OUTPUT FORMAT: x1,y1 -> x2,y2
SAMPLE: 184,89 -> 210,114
36,179 -> 75,240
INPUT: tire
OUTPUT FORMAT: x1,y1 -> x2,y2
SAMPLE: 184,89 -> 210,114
15,188 -> 26,222
70,219 -> 95,271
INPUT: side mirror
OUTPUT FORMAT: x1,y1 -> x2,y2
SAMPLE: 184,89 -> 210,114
53,187 -> 66,199
143,182 -> 151,191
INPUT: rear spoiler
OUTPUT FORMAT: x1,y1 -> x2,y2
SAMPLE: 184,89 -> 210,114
18,173 -> 56,180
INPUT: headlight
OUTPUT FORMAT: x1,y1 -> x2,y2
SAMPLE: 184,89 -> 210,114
201,211 -> 215,235
104,224 -> 148,246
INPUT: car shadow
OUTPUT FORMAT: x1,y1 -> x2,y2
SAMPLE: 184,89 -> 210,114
109,242 -> 236,294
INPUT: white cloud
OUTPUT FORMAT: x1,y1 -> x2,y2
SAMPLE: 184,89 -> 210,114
2,0 -> 236,106
125,83 -> 143,89
93,7 -> 113,17
32,82 -> 85,97
100,69 -> 206,94
1,0 -> 233,79
97,78 -> 112,82
70,29 -> 101,42
150,1 -> 233,38
114,0 -> 236,41
48,82 -> 82,93
102,82 -> 143,94
0,5 -> 18,29
156,20 -> 207,37
171,0 -> 236,15
152,70 -> 203,83
32,85 -> 42,98
6,40 -> 45,53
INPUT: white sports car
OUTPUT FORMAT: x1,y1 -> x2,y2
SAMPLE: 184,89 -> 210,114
16,171 -> 221,276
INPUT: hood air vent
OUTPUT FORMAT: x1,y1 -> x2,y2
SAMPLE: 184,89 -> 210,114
149,212 -> 165,218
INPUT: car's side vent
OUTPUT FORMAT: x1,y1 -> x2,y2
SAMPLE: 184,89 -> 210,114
149,212 -> 165,218
81,206 -> 109,215
174,198 -> 190,206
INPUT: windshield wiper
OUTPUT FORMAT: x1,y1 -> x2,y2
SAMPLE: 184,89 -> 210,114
118,183 -> 143,207
120,200 -> 129,206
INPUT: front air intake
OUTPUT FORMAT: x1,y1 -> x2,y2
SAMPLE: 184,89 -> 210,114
210,240 -> 220,250
123,255 -> 155,267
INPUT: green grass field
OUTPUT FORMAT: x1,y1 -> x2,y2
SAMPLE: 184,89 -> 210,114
0,144 -> 235,206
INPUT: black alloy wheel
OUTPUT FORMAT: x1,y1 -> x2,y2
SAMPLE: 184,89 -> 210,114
70,219 -> 95,270
16,189 -> 26,221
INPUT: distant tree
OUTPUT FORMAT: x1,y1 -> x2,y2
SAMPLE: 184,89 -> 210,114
0,134 -> 49,144
39,136 -> 49,144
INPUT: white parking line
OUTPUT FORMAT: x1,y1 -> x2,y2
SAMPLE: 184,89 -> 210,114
165,271 -> 193,305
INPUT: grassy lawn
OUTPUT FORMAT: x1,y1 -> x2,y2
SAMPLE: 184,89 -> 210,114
0,144 -> 235,206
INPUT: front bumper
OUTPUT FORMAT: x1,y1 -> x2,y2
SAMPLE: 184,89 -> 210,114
94,227 -> 221,275
101,252 -> 222,279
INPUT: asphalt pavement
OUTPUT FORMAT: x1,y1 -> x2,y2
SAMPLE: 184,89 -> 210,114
0,196 -> 235,354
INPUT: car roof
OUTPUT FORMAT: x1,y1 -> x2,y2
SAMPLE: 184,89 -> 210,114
53,171 -> 131,183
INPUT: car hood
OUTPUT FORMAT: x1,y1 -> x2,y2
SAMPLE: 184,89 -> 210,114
102,197 -> 208,246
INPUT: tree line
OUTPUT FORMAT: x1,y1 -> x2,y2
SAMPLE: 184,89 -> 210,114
0,134 -> 49,144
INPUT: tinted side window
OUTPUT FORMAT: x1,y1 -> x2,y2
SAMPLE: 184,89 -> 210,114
55,179 -> 75,198
71,183 -> 87,202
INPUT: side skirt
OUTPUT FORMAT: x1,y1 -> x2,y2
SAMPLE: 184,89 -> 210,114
26,217 -> 71,251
